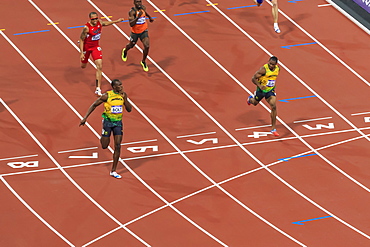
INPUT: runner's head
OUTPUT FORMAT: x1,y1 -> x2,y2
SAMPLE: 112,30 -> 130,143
111,79 -> 123,93
268,56 -> 278,70
134,0 -> 143,9
89,12 -> 99,25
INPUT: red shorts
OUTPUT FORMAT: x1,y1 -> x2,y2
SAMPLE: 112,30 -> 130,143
81,46 -> 102,63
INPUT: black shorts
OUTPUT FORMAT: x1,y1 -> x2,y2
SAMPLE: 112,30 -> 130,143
130,30 -> 148,43
254,87 -> 276,102
102,119 -> 123,137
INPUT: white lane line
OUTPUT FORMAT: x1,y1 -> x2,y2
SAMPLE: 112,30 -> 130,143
123,0 -> 370,240
1,99 -> 132,246
351,112 -> 370,116
176,131 -> 217,138
235,124 -> 271,131
87,1 -> 305,245
91,132 -> 370,243
206,0 -> 370,142
121,139 -> 158,146
58,147 -> 98,153
0,154 -> 38,162
318,3 -> 331,7
0,176 -> 74,246
293,117 -> 333,123
0,29 -> 150,246
202,0 -> 370,187
265,0 -> 370,85
25,2 -> 227,246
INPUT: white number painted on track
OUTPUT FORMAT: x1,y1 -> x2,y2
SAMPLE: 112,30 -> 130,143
68,152 -> 98,159
248,132 -> 272,138
7,161 -> 39,168
186,138 -> 218,145
364,117 -> 370,123
302,123 -> 334,130
127,146 -> 158,153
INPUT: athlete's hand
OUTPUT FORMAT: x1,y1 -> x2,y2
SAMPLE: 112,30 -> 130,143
79,119 -> 86,127
259,85 -> 266,91
116,18 -> 124,23
80,53 -> 85,61
149,18 -> 154,23
137,10 -> 144,17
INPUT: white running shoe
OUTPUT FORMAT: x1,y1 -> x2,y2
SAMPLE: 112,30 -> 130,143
274,23 -> 281,34
95,87 -> 102,96
110,171 -> 122,179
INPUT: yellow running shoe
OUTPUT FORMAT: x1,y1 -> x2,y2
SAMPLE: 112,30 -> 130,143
140,61 -> 149,72
121,48 -> 127,62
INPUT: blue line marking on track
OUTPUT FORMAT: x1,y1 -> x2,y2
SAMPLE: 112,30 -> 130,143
279,95 -> 317,103
281,42 -> 317,49
227,5 -> 257,9
292,215 -> 332,225
278,153 -> 317,162
13,30 -> 50,35
67,25 -> 85,29
174,10 -> 210,16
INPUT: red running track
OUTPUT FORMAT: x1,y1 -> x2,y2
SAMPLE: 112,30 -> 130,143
0,0 -> 369,246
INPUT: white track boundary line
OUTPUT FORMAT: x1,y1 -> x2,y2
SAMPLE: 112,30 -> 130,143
0,32 -> 151,246
91,132 -> 370,242
23,2 -> 227,246
325,0 -> 370,35
0,176 -> 74,246
92,0 -> 370,239
86,1 -> 306,245
0,98 -> 149,246
267,0 -> 370,84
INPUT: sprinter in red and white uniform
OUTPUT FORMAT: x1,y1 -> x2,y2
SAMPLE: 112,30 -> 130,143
79,12 -> 124,96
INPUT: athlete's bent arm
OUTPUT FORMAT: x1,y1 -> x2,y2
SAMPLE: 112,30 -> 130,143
142,6 -> 154,22
122,92 -> 132,112
79,94 -> 108,126
78,26 -> 89,61
128,9 -> 142,27
251,66 -> 266,91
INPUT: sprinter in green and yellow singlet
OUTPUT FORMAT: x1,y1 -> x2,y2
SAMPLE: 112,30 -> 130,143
247,56 -> 280,137
80,79 -> 132,178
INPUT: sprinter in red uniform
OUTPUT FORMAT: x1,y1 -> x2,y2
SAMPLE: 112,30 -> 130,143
79,12 -> 124,96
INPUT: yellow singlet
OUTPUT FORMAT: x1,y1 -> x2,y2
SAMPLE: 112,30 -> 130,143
258,64 -> 280,93
102,90 -> 124,122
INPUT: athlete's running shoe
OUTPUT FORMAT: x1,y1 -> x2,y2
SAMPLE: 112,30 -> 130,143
110,171 -> 122,179
247,95 -> 253,105
271,129 -> 280,137
95,87 -> 102,96
274,23 -> 281,34
141,61 -> 149,72
121,48 -> 127,62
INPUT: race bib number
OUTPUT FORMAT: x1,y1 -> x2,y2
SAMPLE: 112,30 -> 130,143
111,105 -> 123,114
136,16 -> 146,25
267,80 -> 276,87
92,33 -> 101,41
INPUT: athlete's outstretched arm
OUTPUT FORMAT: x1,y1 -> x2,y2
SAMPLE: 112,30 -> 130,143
79,94 -> 108,126
101,18 -> 124,26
